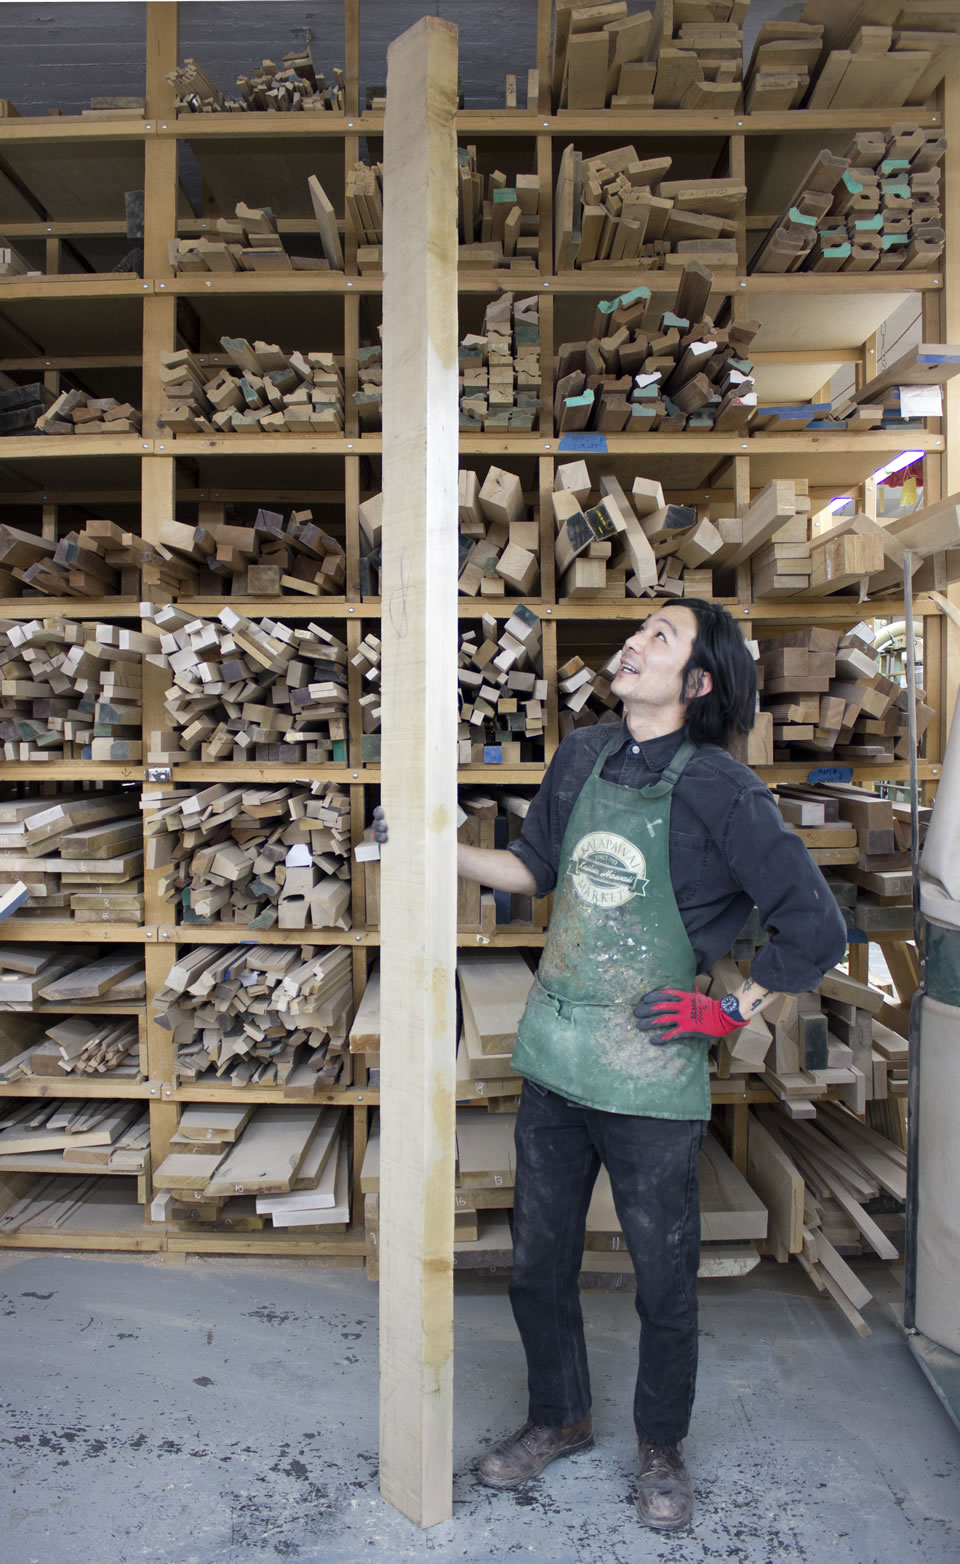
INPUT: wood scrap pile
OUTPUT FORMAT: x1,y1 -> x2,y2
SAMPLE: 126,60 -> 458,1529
751,1100 -> 905,1335
0,1014 -> 141,1081
153,944 -> 354,1089
346,160 -> 384,273
0,517 -> 146,599
456,466 -> 540,598
353,343 -> 382,432
142,604 -> 348,765
351,630 -> 381,764
0,617 -> 148,761
555,266 -> 758,433
756,619 -> 934,768
458,791 -> 544,935
0,790 -> 142,923
458,606 -> 548,764
168,47 -> 344,113
457,147 -> 540,272
552,462 -> 714,599
742,17 -> 824,109
172,189 -> 340,274
831,341 -> 960,428
147,506 -> 346,599
796,1 -> 959,110
751,128 -> 945,275
35,388 -> 141,436
143,781 -> 352,930
158,339 -> 343,435
0,383 -> 54,436
0,1098 -> 149,1178
460,294 -> 540,433
0,944 -> 145,1010
152,1104 -> 349,1232
551,1 -> 748,112
555,144 -> 744,272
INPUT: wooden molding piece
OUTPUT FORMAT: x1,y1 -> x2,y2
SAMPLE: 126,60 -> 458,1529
378,15 -> 459,1531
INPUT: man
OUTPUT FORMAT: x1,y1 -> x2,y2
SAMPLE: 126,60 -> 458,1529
449,598 -> 847,1530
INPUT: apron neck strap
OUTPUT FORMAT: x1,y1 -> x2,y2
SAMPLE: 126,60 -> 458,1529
637,738 -> 698,798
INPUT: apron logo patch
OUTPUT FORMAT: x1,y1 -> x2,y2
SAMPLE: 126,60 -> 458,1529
567,831 -> 649,908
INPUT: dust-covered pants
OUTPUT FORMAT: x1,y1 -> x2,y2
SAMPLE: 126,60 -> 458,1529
509,1078 -> 707,1448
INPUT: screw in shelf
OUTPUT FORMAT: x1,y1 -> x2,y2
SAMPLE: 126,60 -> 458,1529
205,280 -> 211,288
357,1094 -> 364,1103
142,442 -> 149,450
145,123 -> 151,130
545,607 -> 552,614
159,443 -> 165,450
740,443 -> 747,450
352,771 -> 359,779
161,123 -> 167,130
347,280 -> 353,287
142,283 -> 149,290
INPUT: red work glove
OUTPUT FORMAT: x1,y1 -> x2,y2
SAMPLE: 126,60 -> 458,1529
633,988 -> 749,1043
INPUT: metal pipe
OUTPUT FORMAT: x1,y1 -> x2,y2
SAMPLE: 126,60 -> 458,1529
903,551 -> 923,1331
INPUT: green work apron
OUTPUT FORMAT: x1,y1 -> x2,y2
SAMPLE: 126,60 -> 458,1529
511,735 -> 711,1120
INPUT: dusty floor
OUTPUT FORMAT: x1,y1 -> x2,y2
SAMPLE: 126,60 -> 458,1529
1,1250 -> 958,1564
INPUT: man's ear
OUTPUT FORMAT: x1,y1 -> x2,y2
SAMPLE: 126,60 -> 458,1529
685,667 -> 713,699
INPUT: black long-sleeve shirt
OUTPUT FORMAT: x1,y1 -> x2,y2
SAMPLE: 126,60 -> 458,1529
507,721 -> 848,995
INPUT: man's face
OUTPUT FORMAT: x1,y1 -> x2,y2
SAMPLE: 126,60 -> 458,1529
609,606 -> 701,713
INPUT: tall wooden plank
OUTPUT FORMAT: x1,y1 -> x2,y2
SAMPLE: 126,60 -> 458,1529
378,16 -> 460,1531
943,61 -> 960,734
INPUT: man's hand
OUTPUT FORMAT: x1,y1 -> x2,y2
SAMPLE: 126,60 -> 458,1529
633,988 -> 749,1043
372,805 -> 388,845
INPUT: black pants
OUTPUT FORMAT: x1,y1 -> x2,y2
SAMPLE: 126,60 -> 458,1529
509,1079 -> 706,1448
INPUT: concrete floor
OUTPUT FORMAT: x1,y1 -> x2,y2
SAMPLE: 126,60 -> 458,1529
1,1252 -> 958,1564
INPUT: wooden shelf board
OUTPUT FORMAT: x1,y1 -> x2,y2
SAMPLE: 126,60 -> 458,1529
0,1229 -> 163,1252
0,763 -> 143,781
0,1079 -> 148,1099
0,922 -> 150,942
0,435 -> 145,460
0,277 -> 148,303
457,930 -> 545,947
164,114 -> 357,139
158,926 -> 379,945
169,1085 -> 376,1107
170,763 -> 375,783
172,598 -> 362,619
0,597 -> 143,619
154,435 -> 383,457
0,116 -> 149,143
165,274 -> 381,297
162,1226 -> 368,1257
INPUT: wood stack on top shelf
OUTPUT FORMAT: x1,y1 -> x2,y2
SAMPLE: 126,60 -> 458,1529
0,0 -> 953,1269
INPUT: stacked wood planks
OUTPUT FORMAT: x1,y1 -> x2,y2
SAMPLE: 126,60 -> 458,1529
457,606 -> 548,763
797,1 -> 960,111
555,144 -> 744,272
353,343 -> 382,432
152,945 -> 354,1088
555,266 -> 758,433
171,195 -> 338,274
743,17 -> 825,109
158,339 -> 343,435
0,617 -> 149,761
0,1098 -> 149,1178
0,382 -> 55,436
0,944 -> 145,1009
152,1105 -> 349,1232
345,160 -> 384,273
0,1015 -> 141,1081
0,518 -> 146,599
143,781 -> 352,930
147,507 -> 346,599
143,605 -> 349,765
456,465 -> 540,598
458,791 -> 545,934
457,147 -> 540,272
35,388 -> 141,436
459,294 -> 540,432
168,46 -> 345,113
751,127 -> 946,275
0,790 -> 142,922
550,1 -> 748,112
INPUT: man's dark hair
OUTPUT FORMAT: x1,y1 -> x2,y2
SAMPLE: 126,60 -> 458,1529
677,598 -> 757,748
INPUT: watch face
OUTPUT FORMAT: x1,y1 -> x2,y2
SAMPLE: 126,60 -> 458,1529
719,993 -> 740,1018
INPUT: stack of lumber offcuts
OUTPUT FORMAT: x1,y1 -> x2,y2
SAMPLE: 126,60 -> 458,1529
794,1 -> 960,111
143,781 -> 352,930
457,146 -> 540,272
0,791 -> 143,923
148,506 -> 346,599
0,1099 -> 149,1186
456,466 -> 540,598
555,266 -> 758,433
773,778 -> 924,940
555,144 -> 744,273
0,382 -> 55,436
750,1100 -> 906,1335
459,294 -> 540,433
751,127 -> 945,275
0,518 -> 147,600
34,388 -> 141,437
152,1105 -> 349,1233
142,605 -> 348,765
168,46 -> 344,113
551,1 -> 748,112
0,1014 -> 142,1082
458,791 -> 545,935
0,944 -> 145,1010
0,618 -> 149,761
345,160 -> 384,273
158,339 -> 343,435
756,619 -> 934,766
830,341 -> 960,430
457,605 -> 548,764
172,185 -> 343,274
154,943 -> 354,1088
352,343 -> 382,432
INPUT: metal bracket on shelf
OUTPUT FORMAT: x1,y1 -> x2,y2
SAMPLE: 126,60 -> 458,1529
146,767 -> 172,782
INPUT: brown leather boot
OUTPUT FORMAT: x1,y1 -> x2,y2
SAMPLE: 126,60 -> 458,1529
636,1441 -> 694,1530
476,1417 -> 594,1489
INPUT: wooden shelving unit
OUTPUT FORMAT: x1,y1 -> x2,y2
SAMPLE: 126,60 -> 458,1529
0,1 -> 955,1258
